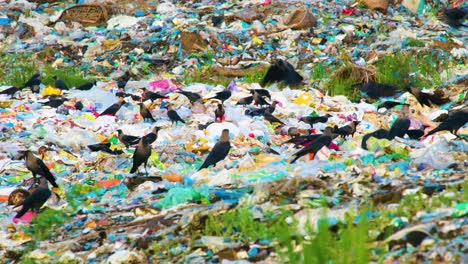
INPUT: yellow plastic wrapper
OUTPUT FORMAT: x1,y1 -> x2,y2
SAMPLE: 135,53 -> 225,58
163,72 -> 174,78
102,40 -> 121,51
77,113 -> 97,121
58,150 -> 78,162
252,35 -> 263,45
109,145 -> 122,151
312,38 -> 322,44
96,133 -> 108,143
294,92 -> 313,106
149,150 -> 165,170
42,85 -> 62,97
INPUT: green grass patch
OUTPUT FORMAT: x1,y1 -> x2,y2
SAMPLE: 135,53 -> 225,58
243,66 -> 268,84
375,53 -> 412,89
0,51 -> 38,87
325,76 -> 357,98
19,255 -> 42,264
194,204 -> 374,263
303,211 -> 370,264
310,62 -> 328,80
42,65 -> 90,88
325,50 -> 454,98
64,183 -> 104,211
276,207 -> 373,264
374,51 -> 452,89
324,61 -> 374,100
203,205 -> 270,241
180,64 -> 267,87
21,208 -> 70,241
0,50 -> 91,89
180,65 -> 231,87
404,38 -> 425,47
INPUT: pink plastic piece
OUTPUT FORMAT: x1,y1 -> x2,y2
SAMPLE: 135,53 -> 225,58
342,8 -> 355,15
13,211 -> 38,224
328,142 -> 339,151
149,79 -> 177,92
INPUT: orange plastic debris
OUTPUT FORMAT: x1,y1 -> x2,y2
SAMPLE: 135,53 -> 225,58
98,179 -> 120,188
86,220 -> 97,229
162,173 -> 184,183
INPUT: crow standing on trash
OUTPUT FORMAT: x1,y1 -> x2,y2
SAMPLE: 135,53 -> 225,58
19,150 -> 59,188
167,105 -> 186,125
360,82 -> 399,99
377,101 -> 407,111
23,73 -> 41,93
299,114 -> 332,126
99,97 -> 126,117
76,80 -> 97,91
261,59 -> 303,87
361,128 -> 389,150
87,143 -> 124,155
207,86 -> 232,103
15,177 -> 51,219
290,135 -> 332,164
245,100 -> 279,116
176,90 -> 202,104
406,87 -> 450,107
54,76 -> 69,90
237,96 -> 254,106
215,103 -> 225,122
406,125 -> 429,140
287,127 -> 337,147
130,133 -> 157,174
333,121 -> 360,138
117,71 -> 132,89
387,105 -> 411,140
139,102 -> 156,122
251,89 -> 270,106
40,97 -> 68,108
263,108 -> 285,125
285,133 -> 322,146
117,129 -> 140,148
143,126 -> 160,145
425,109 -> 468,136
252,88 -> 271,99
199,129 -> 231,170
142,88 -> 169,102
0,86 -> 21,97
116,92 -> 142,102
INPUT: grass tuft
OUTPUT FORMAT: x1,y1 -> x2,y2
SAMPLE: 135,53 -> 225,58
0,50 -> 91,89
0,51 -> 38,87
374,51 -> 452,89
310,62 -> 328,80
42,65 -> 89,88
324,50 -> 454,98
22,208 -> 70,241
325,63 -> 376,99
405,38 -> 425,48
204,205 -> 270,241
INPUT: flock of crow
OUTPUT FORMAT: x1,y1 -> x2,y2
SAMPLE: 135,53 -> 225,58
2,3 -> 468,219
3,57 -> 467,220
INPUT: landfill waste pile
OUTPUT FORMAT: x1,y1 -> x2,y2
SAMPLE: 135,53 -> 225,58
0,0 -> 467,263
